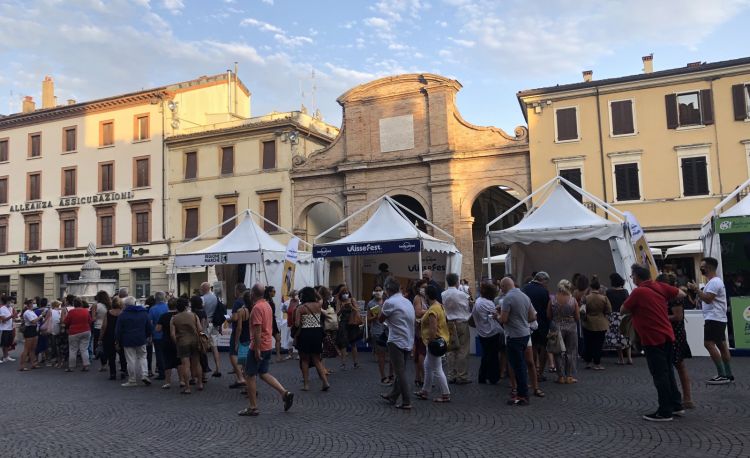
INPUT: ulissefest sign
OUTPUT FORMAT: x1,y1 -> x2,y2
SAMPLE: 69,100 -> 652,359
9,191 -> 135,212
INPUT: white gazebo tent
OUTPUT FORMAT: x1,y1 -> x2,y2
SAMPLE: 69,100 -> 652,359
313,195 -> 462,300
174,209 -> 323,302
486,176 -> 637,289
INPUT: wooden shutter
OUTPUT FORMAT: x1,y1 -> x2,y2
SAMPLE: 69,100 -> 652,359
0,178 -> 6,204
263,200 -> 279,232
700,89 -> 714,125
611,100 -> 634,135
221,146 -> 234,174
733,84 -> 748,121
100,215 -> 113,246
221,204 -> 236,236
185,152 -> 197,179
682,157 -> 709,196
556,108 -> 577,141
0,225 -> 6,253
559,168 -> 583,202
262,141 -> 276,169
615,163 -> 640,201
185,208 -> 199,239
0,140 -> 7,162
665,94 -> 678,129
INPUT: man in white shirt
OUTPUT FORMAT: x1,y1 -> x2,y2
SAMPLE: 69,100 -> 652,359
690,257 -> 733,384
200,282 -> 222,378
0,296 -> 17,362
442,273 -> 472,384
378,276 -> 415,410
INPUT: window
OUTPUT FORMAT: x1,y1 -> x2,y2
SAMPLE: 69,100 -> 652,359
184,207 -> 199,239
614,163 -> 641,201
732,84 -> 750,121
135,212 -> 149,243
0,138 -> 8,162
134,269 -> 151,299
221,203 -> 236,236
134,157 -> 150,188
62,167 -> 76,196
221,146 -> 234,175
99,215 -> 113,246
29,133 -> 41,157
262,140 -> 276,170
134,114 -> 150,141
559,168 -> 583,202
99,162 -> 114,192
681,156 -> 710,197
262,199 -> 279,232
665,90 -> 713,129
0,223 -> 6,254
610,100 -> 635,136
555,107 -> 578,142
61,218 -> 76,249
0,177 -> 7,204
63,126 -> 77,152
27,221 -> 40,251
100,120 -> 114,146
28,172 -> 41,200
184,152 -> 197,180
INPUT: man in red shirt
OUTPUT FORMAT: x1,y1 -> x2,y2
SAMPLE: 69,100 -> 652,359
622,263 -> 687,422
238,283 -> 293,416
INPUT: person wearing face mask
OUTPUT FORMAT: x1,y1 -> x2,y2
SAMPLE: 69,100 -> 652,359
335,285 -> 361,369
412,279 -> 429,387
367,286 -> 393,385
318,286 -> 339,363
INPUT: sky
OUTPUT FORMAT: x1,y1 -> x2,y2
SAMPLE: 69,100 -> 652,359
1,0 -> 749,132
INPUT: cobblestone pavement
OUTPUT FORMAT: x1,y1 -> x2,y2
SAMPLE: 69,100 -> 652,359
1,347 -> 748,458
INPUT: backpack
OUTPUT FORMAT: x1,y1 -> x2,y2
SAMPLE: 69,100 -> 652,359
212,299 -> 227,328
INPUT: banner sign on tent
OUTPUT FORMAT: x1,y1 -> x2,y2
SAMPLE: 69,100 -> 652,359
716,216 -> 750,234
281,237 -> 299,299
313,239 -> 421,258
174,251 -> 262,267
730,296 -> 750,350
625,211 -> 658,279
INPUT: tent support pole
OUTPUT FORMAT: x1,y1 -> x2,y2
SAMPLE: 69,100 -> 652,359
314,196 -> 385,243
485,234 -> 492,280
175,209 -> 247,252
418,250 -> 423,279
386,195 -> 456,242
485,178 -> 557,232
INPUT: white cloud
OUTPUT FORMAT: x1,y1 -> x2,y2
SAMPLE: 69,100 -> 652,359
162,0 -> 184,15
261,0 -> 274,4
364,17 -> 390,30
449,37 -> 475,48
323,63 -> 375,83
274,34 -> 313,47
240,17 -> 284,34
436,20 -> 448,27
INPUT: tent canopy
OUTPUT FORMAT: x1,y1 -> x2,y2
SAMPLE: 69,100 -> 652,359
489,183 -> 625,245
665,241 -> 702,258
720,193 -> 750,218
313,197 -> 459,257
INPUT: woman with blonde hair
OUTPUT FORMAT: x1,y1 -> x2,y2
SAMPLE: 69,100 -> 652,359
547,280 -> 580,384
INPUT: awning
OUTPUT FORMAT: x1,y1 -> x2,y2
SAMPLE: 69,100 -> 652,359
665,241 -> 702,258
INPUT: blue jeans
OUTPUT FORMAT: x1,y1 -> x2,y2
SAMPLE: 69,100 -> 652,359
507,336 -> 529,399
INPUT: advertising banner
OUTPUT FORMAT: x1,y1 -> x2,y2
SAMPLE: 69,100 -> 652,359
313,239 -> 421,258
716,216 -> 750,234
731,296 -> 750,350
281,237 -> 299,299
624,211 -> 658,279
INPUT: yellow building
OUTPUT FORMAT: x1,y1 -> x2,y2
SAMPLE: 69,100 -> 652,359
164,111 -> 338,296
518,55 -> 750,279
0,73 -> 249,300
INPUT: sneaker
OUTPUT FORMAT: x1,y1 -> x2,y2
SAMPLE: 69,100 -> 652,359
510,397 -> 529,406
121,381 -> 138,387
0,359 -> 3,364
141,377 -> 152,386
706,376 -> 731,385
728,375 -> 735,382
672,409 -> 686,417
643,413 -> 673,422
5,356 -> 16,362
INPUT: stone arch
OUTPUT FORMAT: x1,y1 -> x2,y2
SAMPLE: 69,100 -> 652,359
459,177 -> 529,221
386,188 -> 431,221
295,196 -> 345,245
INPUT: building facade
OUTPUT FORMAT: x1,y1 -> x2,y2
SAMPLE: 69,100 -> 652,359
291,74 -> 530,288
518,56 -> 750,278
165,111 -> 338,296
0,73 -> 249,300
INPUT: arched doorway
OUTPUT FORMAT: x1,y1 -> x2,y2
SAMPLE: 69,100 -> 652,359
391,194 -> 427,232
299,200 -> 344,286
471,185 -> 526,282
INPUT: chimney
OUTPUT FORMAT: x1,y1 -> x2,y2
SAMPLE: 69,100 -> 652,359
67,99 -> 76,105
42,76 -> 55,109
582,70 -> 593,82
686,61 -> 702,68
22,96 -> 36,113
642,54 -> 654,74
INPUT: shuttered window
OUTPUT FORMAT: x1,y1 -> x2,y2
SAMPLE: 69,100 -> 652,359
0,139 -> 7,162
29,133 -> 41,157
221,146 -> 234,175
559,168 -> 583,202
555,107 -> 578,141
0,177 -> 7,204
610,100 -> 635,136
62,219 -> 76,249
666,90 -> 713,128
27,222 -> 40,251
184,152 -> 197,179
221,204 -> 236,236
135,211 -> 150,243
100,163 -> 114,192
614,163 -> 640,201
29,173 -> 41,200
135,158 -> 150,187
100,121 -> 114,146
262,140 -> 276,170
64,127 -> 77,152
732,84 -> 750,121
63,168 -> 76,196
0,224 -> 6,254
184,207 -> 199,239
100,215 -> 113,246
681,157 -> 709,196
262,199 -> 279,232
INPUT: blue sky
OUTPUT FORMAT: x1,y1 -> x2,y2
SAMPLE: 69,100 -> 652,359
1,0 -> 749,132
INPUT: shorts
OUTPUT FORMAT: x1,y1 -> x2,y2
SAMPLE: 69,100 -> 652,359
245,349 -> 272,376
23,326 -> 38,339
704,320 -> 727,344
176,342 -> 199,359
1,330 -> 13,347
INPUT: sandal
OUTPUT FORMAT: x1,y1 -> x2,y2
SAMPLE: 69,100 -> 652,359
413,391 -> 429,400
321,384 -> 330,392
534,388 -> 546,398
555,377 -> 567,384
567,377 -> 578,384
380,393 -> 395,405
161,384 -> 170,389
433,396 -> 451,403
238,407 -> 259,416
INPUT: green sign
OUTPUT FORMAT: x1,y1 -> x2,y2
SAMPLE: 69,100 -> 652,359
731,296 -> 750,350
716,216 -> 750,234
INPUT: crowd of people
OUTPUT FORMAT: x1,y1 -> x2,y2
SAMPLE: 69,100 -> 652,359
0,257 -> 735,421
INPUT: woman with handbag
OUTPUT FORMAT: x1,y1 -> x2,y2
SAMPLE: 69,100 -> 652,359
582,276 -> 612,371
472,282 -> 504,385
155,298 -> 180,389
411,279 -> 429,387
318,287 -> 339,361
335,286 -> 361,369
414,285 -> 451,403
19,299 -> 42,371
367,286 -> 393,385
294,287 -> 330,391
171,297 -> 203,394
547,280 -> 580,384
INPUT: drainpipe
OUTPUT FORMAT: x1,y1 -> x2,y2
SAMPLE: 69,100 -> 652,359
709,78 -> 723,196
595,86 -> 609,219
161,98 -> 167,244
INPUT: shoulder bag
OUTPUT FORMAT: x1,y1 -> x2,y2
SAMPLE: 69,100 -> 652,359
348,303 -> 363,327
322,306 -> 338,332
194,314 -> 212,353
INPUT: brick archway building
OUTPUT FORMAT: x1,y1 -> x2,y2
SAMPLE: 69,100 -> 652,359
291,74 -> 530,287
